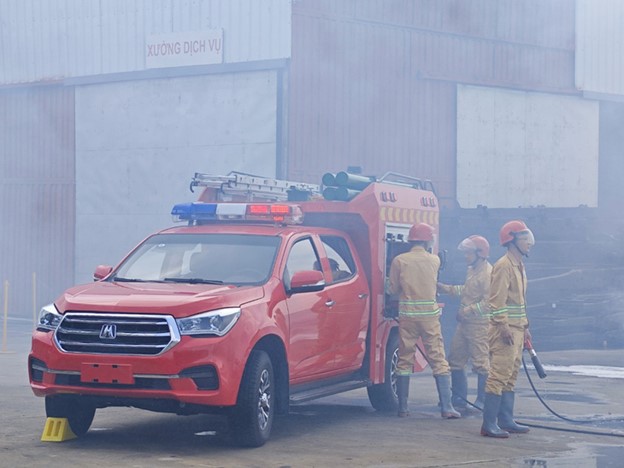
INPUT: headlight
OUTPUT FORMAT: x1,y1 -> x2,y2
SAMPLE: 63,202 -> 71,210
37,304 -> 63,332
176,308 -> 241,337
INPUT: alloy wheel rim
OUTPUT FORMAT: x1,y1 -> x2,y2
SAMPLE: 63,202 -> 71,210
257,369 -> 271,430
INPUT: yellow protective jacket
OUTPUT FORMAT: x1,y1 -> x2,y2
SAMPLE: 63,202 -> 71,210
388,245 -> 441,317
488,251 -> 528,329
438,260 -> 492,321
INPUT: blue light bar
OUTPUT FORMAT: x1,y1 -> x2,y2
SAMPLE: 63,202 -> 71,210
171,202 -> 304,224
171,202 -> 218,222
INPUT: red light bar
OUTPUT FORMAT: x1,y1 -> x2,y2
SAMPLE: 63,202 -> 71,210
270,205 -> 290,215
245,204 -> 303,224
248,204 -> 270,215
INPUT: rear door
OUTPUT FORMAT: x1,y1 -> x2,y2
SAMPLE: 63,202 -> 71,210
318,235 -> 369,372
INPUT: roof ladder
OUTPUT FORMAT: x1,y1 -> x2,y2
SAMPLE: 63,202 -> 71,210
190,171 -> 321,201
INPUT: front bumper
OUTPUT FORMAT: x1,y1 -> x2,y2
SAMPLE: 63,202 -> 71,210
29,328 -> 247,408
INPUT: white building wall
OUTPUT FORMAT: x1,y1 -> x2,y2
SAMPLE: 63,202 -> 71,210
576,0 -> 624,99
75,71 -> 277,282
457,85 -> 599,209
0,0 -> 291,85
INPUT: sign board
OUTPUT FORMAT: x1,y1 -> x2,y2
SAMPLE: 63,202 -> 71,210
146,30 -> 224,69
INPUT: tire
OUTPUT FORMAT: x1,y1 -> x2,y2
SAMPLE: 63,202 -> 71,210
45,395 -> 95,437
231,350 -> 275,447
367,331 -> 399,412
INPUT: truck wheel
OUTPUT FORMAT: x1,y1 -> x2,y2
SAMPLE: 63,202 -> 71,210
367,332 -> 399,412
231,350 -> 274,447
45,395 -> 95,437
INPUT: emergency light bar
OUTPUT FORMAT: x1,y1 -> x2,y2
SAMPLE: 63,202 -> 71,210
171,202 -> 304,224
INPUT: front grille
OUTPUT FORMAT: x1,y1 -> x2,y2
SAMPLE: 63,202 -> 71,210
55,312 -> 180,355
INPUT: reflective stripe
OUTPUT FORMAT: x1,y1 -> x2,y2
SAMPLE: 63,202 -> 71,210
491,304 -> 526,318
453,285 -> 463,295
399,307 -> 441,317
507,304 -> 526,318
400,300 -> 437,305
398,299 -> 440,315
475,302 -> 489,318
491,307 -> 507,316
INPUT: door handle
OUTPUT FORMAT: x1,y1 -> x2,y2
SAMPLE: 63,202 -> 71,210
358,293 -> 368,299
325,300 -> 335,307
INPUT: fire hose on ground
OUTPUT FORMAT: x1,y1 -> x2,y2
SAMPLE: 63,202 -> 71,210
413,338 -> 624,438
517,337 -> 624,438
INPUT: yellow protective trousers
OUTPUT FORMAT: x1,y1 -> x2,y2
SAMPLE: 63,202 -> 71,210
397,315 -> 450,376
448,320 -> 489,375
485,324 -> 525,395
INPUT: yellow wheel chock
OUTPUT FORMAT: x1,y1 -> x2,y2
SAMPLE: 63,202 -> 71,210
41,417 -> 77,442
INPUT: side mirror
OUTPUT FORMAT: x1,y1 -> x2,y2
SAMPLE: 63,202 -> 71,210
438,250 -> 447,271
289,270 -> 325,294
93,265 -> 113,281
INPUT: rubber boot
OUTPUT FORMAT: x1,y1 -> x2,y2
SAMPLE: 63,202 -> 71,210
397,375 -> 410,417
434,374 -> 461,419
451,369 -> 468,410
480,392 -> 509,438
498,391 -> 530,433
473,372 -> 487,410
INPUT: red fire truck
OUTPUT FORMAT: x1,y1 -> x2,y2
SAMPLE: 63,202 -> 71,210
29,171 -> 439,447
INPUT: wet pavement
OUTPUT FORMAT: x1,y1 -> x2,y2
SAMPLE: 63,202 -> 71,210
1,317 -> 623,467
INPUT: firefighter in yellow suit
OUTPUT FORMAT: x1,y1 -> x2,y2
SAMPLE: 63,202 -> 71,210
388,223 -> 461,419
438,235 -> 492,411
481,220 -> 535,438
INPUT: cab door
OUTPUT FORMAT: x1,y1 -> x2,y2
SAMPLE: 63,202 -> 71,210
318,235 -> 369,372
283,235 -> 337,381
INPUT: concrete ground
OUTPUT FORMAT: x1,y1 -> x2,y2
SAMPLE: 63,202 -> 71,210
1,319 -> 623,467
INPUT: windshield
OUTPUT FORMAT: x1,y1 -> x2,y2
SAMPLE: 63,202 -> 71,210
111,233 -> 280,285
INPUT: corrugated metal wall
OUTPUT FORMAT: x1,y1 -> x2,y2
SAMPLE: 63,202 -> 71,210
288,0 -> 577,203
0,87 -> 75,321
0,0 -> 291,85
0,0 -> 292,323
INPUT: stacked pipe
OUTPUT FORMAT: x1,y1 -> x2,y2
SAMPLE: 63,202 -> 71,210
322,171 -> 376,201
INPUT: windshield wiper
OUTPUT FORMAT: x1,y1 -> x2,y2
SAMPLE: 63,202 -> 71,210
163,277 -> 224,285
113,277 -> 168,283
112,276 -> 144,282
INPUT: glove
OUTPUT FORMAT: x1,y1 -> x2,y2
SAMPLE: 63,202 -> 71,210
499,324 -> 514,345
